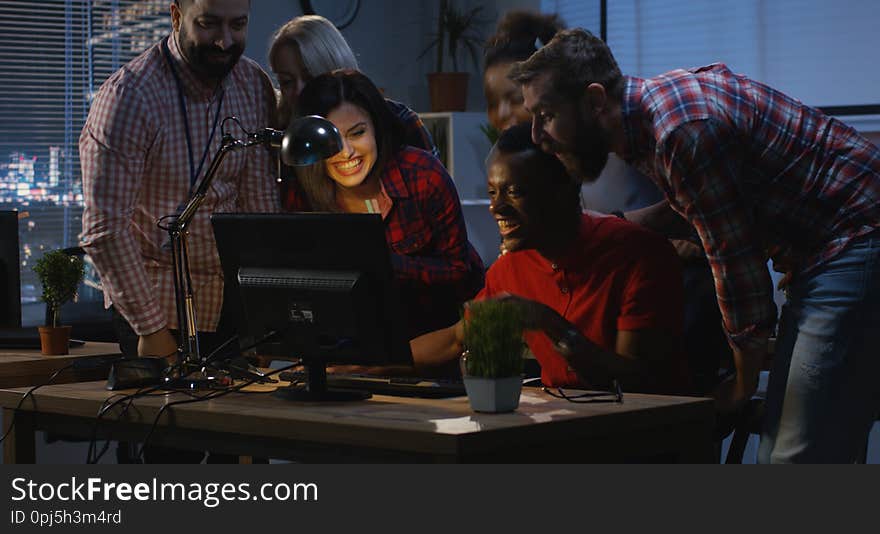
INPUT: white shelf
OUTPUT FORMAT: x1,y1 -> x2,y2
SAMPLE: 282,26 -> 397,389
419,111 -> 492,201
419,112 -> 498,266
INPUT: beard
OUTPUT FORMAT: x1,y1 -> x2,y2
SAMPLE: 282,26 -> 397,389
177,25 -> 244,82
551,113 -> 610,183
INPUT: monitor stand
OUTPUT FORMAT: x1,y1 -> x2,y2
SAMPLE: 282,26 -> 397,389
273,358 -> 371,402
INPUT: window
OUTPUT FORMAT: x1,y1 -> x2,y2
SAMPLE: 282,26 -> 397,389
540,0 -> 601,34
542,0 -> 880,131
0,0 -> 167,325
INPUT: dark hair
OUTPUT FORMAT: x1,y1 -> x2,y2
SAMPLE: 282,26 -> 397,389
294,69 -> 405,211
491,122 -> 581,215
484,10 -> 565,69
508,28 -> 623,99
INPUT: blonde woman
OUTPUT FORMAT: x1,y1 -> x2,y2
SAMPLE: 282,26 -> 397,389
269,15 -> 436,156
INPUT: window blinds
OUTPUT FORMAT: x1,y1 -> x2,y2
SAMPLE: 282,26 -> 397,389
0,0 -> 168,315
542,0 -> 880,129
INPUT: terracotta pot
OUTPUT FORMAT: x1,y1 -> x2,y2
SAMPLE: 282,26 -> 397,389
427,72 -> 469,112
38,325 -> 71,355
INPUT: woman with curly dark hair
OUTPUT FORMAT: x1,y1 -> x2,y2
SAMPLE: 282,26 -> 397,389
483,11 -> 565,131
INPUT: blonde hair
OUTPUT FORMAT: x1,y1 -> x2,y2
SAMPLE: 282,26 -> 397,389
269,15 -> 359,126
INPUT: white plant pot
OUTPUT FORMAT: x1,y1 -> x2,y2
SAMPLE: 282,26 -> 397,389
463,375 -> 522,413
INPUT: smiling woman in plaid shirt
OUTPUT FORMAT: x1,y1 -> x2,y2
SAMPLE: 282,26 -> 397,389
269,15 -> 439,216
509,28 -> 880,463
284,70 -> 484,342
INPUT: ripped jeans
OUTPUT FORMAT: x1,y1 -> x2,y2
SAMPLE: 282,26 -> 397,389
759,232 -> 880,463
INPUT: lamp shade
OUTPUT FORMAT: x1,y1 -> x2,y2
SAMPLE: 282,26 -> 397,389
281,115 -> 342,166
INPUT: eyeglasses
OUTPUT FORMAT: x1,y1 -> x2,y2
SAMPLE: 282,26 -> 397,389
541,379 -> 623,404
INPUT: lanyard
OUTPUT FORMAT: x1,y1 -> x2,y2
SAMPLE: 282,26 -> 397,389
161,36 -> 224,190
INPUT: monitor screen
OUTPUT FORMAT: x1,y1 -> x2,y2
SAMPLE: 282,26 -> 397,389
0,210 -> 21,328
212,212 -> 412,401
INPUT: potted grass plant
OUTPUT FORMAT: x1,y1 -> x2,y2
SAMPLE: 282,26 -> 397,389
461,300 -> 526,412
418,0 -> 486,111
33,249 -> 84,355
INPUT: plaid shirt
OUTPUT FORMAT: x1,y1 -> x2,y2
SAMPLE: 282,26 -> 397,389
622,64 -> 880,351
80,35 -> 279,336
386,99 -> 439,159
285,147 -> 484,335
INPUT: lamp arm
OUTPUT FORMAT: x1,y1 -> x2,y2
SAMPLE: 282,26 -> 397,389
162,117 -> 338,373
176,134 -> 243,233
165,127 -> 280,369
175,129 -> 282,233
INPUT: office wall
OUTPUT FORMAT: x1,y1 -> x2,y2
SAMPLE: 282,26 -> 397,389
245,0 -> 541,114
246,1 -> 425,110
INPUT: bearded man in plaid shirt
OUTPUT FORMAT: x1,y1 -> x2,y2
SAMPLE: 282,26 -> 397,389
80,0 -> 278,364
510,28 -> 880,463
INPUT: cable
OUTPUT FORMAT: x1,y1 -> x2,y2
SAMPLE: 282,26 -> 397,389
86,358 -> 191,464
0,353 -> 125,446
86,384 -> 168,464
206,329 -> 281,365
0,364 -> 71,445
220,115 -> 247,137
84,329 -> 283,462
135,361 -> 301,462
202,334 -> 240,364
86,362 -> 205,464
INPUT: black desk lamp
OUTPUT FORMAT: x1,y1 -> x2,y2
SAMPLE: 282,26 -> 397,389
165,115 -> 341,379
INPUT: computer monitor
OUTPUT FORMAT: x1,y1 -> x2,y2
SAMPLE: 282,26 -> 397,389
0,210 -> 21,328
212,212 -> 412,401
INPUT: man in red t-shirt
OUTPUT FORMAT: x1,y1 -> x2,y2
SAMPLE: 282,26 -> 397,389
412,123 -> 690,394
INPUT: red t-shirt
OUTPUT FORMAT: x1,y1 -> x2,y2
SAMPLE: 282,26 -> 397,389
476,213 -> 687,391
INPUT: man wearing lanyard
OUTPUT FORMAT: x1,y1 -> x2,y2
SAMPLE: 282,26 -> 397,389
81,0 -> 276,357
80,0 -> 278,460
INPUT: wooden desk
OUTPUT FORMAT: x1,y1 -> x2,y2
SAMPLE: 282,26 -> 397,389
0,342 -> 121,388
1,381 -> 715,463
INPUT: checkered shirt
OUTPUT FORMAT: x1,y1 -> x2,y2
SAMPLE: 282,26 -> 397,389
80,35 -> 279,335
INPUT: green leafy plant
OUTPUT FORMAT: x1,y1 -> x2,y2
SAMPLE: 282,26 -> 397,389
463,300 -> 526,378
418,0 -> 487,72
479,123 -> 499,145
33,250 -> 85,327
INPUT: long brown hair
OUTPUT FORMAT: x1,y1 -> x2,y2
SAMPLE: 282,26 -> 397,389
294,69 -> 405,211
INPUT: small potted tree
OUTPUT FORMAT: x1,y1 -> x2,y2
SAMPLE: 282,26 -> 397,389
33,249 -> 84,355
419,0 -> 486,111
461,300 -> 525,412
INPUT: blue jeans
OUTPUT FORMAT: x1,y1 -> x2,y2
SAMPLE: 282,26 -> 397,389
759,232 -> 880,463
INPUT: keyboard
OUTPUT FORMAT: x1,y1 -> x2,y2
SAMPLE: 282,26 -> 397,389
280,371 -> 466,399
